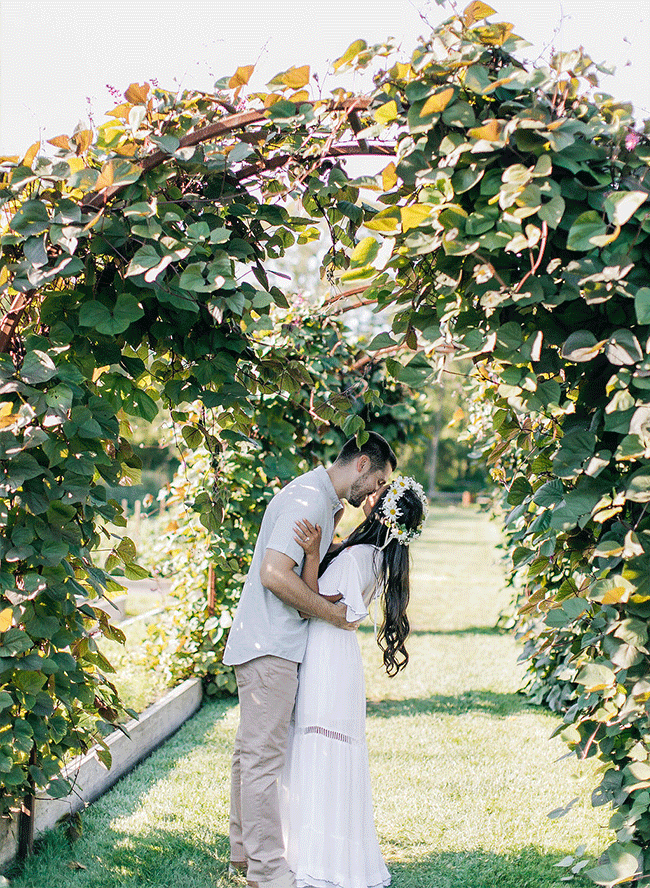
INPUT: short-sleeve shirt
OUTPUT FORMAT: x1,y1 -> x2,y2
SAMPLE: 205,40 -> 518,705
222,466 -> 343,666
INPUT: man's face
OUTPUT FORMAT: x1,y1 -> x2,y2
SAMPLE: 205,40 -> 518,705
348,459 -> 392,508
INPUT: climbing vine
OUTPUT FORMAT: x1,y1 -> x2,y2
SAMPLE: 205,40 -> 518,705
1,0 -> 650,881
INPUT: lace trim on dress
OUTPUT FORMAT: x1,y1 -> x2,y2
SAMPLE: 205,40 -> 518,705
300,725 -> 358,744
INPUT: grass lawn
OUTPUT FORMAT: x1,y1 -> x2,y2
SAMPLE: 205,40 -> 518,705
8,506 -> 612,887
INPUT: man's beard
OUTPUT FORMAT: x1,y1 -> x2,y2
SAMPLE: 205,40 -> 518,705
349,476 -> 372,508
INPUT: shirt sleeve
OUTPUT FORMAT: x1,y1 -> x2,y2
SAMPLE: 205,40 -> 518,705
319,547 -> 376,622
265,495 -> 327,568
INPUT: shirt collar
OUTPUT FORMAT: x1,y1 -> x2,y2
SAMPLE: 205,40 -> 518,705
314,465 -> 343,514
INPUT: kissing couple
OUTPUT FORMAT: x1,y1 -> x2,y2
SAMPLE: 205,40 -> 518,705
223,431 -> 427,888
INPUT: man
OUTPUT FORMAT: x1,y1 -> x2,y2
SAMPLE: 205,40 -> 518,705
223,432 -> 397,888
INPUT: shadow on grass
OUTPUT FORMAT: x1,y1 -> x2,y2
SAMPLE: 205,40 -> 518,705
7,697 -> 238,888
358,624 -> 509,637
386,846 -> 592,888
10,823 -> 232,888
367,689 -> 536,719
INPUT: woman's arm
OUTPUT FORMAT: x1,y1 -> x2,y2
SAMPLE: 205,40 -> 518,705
294,519 -> 320,593
294,520 -> 342,602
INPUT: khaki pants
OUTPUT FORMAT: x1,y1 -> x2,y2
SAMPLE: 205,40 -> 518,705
230,656 -> 299,888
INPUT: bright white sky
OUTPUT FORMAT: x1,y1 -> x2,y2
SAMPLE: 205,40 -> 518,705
0,0 -> 648,156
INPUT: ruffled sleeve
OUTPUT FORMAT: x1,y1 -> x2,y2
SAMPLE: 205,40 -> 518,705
318,546 -> 376,622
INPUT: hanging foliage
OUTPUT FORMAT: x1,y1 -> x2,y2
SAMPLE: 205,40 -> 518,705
1,0 -> 650,880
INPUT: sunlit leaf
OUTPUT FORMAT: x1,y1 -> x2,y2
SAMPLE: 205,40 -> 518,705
333,39 -> 367,71
21,142 -> 40,168
374,100 -> 398,125
468,119 -> 503,141
229,65 -> 255,89
72,129 -> 93,154
124,82 -> 150,104
105,103 -> 132,120
47,135 -> 70,150
381,162 -> 398,191
604,191 -> 647,227
471,22 -> 514,46
0,609 -> 12,633
462,1 -> 496,26
421,87 -> 455,115
401,204 -> 433,233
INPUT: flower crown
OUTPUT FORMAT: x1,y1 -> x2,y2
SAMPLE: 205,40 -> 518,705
379,475 -> 428,547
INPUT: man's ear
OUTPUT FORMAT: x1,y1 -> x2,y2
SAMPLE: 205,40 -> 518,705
356,454 -> 370,474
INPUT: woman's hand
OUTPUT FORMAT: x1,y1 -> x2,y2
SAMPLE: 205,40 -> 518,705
294,519 -> 322,558
363,483 -> 390,517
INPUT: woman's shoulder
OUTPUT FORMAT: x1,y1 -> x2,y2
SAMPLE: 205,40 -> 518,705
337,543 -> 378,574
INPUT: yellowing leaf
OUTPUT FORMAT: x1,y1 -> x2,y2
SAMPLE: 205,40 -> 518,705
72,129 -> 93,154
390,61 -> 413,81
452,407 -> 465,423
462,1 -> 496,26
264,94 -> 282,108
94,162 -> 115,191
365,207 -> 401,232
21,141 -> 40,168
469,119 -> 503,141
67,156 -> 86,174
381,162 -> 398,191
374,100 -> 398,125
106,103 -> 133,120
333,39 -> 367,71
115,141 -> 138,157
281,65 -> 310,89
229,65 -> 255,89
472,22 -> 514,46
401,204 -> 433,233
0,156 -> 19,164
602,584 -> 630,605
289,90 -> 310,103
47,134 -> 71,150
421,87 -> 455,115
0,402 -> 18,430
0,608 -> 11,633
124,82 -> 150,105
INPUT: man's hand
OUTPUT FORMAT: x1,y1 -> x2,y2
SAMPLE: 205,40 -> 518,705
328,599 -> 362,631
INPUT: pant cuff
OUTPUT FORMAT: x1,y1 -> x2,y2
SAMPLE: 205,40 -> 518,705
249,871 -> 296,888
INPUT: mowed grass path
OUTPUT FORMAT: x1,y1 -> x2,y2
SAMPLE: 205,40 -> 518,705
10,507 -> 612,888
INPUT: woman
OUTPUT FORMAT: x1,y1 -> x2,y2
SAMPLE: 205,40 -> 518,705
281,475 -> 427,888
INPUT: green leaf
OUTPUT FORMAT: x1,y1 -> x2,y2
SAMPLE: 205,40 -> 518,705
634,287 -> 650,324
566,211 -> 608,251
575,662 -> 616,691
604,191 -> 647,226
126,244 -> 162,277
10,200 -> 50,236
626,467 -> 650,502
587,842 -> 642,886
20,350 -> 58,384
606,330 -> 643,366
79,294 -> 144,335
538,195 -> 565,229
507,476 -> 532,505
561,331 -> 602,362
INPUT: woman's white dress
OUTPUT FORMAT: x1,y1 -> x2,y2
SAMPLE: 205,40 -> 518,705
281,544 -> 391,888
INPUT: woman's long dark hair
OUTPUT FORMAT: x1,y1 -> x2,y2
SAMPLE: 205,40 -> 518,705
319,487 -> 425,676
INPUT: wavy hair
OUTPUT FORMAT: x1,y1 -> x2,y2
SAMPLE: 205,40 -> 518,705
319,487 -> 424,675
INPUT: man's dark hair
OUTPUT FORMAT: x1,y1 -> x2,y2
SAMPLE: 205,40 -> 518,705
335,432 -> 397,472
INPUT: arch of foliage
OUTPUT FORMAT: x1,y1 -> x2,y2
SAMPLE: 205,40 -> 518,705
1,0 -> 650,880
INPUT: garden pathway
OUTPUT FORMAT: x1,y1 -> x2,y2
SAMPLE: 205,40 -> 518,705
9,507 -> 611,888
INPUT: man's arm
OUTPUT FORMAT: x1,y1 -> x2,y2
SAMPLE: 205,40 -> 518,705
260,549 -> 358,631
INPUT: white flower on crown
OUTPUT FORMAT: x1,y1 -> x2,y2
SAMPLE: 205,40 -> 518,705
379,475 -> 428,547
